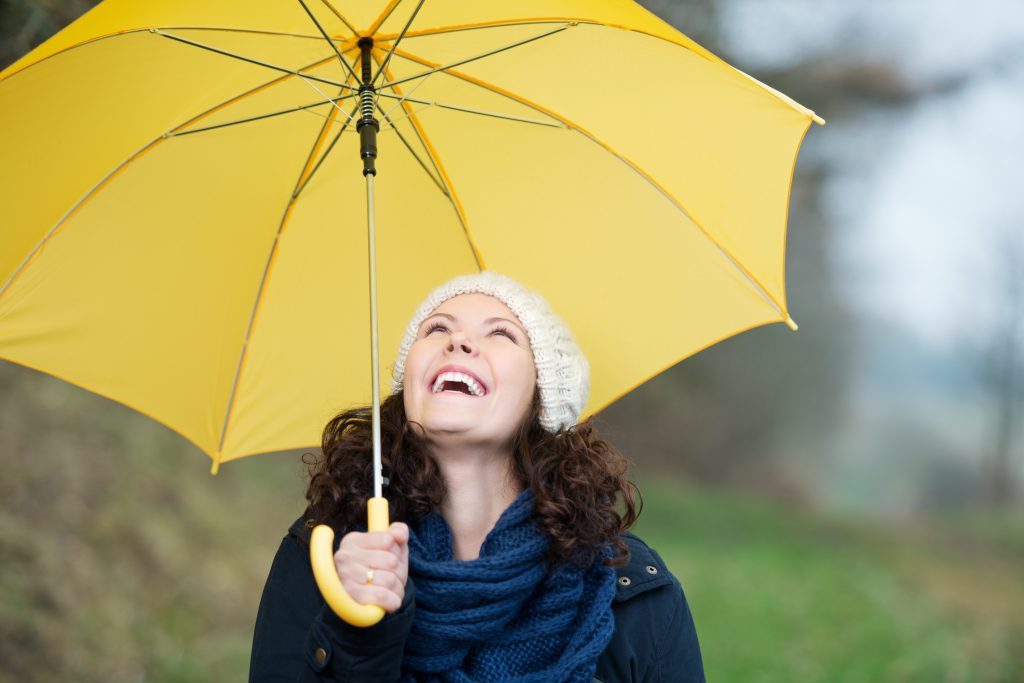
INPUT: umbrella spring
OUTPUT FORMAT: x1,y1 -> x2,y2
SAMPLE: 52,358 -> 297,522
360,88 -> 375,123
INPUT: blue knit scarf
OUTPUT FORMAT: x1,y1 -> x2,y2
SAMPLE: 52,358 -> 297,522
400,490 -> 616,683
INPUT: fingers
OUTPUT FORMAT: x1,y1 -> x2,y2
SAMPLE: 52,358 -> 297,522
388,523 -> 410,584
340,566 -> 405,612
352,530 -> 402,551
334,558 -> 405,612
334,527 -> 411,614
388,522 -> 410,545
344,579 -> 404,613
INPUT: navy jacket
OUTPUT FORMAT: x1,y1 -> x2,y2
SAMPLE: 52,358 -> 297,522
250,517 -> 705,683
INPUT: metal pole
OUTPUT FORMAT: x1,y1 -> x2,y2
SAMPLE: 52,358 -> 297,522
366,173 -> 382,499
357,38 -> 383,499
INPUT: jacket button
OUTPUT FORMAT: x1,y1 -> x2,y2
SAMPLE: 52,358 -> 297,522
314,647 -> 327,666
645,565 -> 658,575
617,576 -> 631,586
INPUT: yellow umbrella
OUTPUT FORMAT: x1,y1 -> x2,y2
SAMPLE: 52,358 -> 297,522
0,0 -> 822,624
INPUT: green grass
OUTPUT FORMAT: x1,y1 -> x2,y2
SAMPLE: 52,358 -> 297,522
3,363 -> 1023,682
634,483 -> 1024,683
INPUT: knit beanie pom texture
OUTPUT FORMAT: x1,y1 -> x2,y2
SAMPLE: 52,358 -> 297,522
392,272 -> 588,433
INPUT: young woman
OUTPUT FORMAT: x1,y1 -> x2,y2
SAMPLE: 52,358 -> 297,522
249,272 -> 705,682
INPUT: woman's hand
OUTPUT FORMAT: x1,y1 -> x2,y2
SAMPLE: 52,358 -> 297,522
333,522 -> 409,614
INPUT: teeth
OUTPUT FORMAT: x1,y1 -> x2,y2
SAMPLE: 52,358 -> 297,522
431,371 -> 485,396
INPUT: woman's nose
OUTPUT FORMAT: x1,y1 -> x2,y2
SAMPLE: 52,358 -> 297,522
446,332 -> 477,355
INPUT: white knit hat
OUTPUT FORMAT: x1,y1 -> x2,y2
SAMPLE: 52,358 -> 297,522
392,272 -> 589,433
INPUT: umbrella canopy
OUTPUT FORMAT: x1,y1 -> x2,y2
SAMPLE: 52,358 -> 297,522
0,0 -> 822,473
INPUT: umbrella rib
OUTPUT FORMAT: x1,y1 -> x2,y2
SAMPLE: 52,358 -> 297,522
367,0 -> 404,35
373,52 -> 483,270
374,102 -> 446,193
292,67 -> 361,201
167,94 -> 356,137
0,27 -> 349,83
295,0 -> 361,83
371,0 -> 426,87
316,0 -> 359,37
377,24 -> 574,91
377,18 -> 715,63
376,89 -> 564,128
392,50 -> 795,321
293,100 -> 361,199
379,68 -> 432,120
153,29 -> 354,91
215,94 -> 349,460
168,46 -> 358,137
295,69 -> 361,124
375,18 -> 594,41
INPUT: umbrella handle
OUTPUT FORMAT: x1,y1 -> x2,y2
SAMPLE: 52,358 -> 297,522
309,496 -> 390,627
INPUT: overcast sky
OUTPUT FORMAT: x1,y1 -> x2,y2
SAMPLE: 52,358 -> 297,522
721,0 -> 1024,352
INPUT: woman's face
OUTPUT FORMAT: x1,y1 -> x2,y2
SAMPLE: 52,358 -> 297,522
403,293 -> 536,452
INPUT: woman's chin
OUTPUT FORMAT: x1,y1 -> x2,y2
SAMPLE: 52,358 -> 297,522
420,418 -> 480,441
418,418 -> 516,454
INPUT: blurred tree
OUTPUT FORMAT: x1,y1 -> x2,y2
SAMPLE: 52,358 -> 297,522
609,5 -> 1022,506
638,0 -> 718,47
980,230 -> 1024,507
0,0 -> 99,70
602,1 -> 855,499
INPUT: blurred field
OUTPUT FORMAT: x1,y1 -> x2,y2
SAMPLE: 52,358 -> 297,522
636,484 -> 1024,683
0,363 -> 307,683
2,362 -> 1024,682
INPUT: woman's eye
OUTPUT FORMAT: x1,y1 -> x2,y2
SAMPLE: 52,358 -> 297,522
424,322 -> 448,335
491,326 -> 516,342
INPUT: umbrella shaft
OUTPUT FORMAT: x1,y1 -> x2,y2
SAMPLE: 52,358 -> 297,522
359,36 -> 383,500
366,172 -> 383,499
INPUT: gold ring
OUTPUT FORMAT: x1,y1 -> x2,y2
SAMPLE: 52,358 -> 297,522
366,568 -> 375,585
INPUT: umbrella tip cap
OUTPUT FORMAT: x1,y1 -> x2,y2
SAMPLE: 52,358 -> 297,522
785,316 -> 799,331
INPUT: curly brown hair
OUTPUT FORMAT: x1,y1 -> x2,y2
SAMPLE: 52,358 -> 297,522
303,389 -> 641,567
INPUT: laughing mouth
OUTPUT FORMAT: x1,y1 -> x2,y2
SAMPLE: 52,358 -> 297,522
431,371 -> 486,397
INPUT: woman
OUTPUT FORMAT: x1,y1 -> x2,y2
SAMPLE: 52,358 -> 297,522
249,272 -> 705,682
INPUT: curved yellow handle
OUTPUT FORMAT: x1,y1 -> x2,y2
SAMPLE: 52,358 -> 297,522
310,496 -> 390,627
